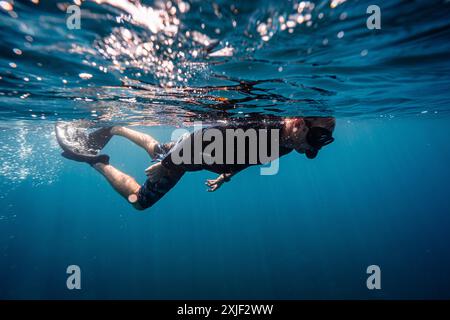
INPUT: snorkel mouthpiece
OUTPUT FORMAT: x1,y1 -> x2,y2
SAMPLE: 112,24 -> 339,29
305,149 -> 318,159
304,127 -> 335,159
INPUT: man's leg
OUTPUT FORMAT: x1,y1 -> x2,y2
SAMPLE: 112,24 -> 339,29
91,126 -> 182,210
92,162 -> 144,210
111,126 -> 162,159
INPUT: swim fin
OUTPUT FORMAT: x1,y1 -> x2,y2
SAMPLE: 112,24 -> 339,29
87,126 -> 113,151
55,121 -> 110,165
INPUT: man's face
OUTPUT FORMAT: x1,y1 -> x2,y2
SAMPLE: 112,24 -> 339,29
288,122 -> 315,153
292,117 -> 336,156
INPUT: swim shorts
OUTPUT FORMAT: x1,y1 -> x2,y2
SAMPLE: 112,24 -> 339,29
136,141 -> 184,209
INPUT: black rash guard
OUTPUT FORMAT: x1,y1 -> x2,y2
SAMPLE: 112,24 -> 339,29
161,120 -> 293,175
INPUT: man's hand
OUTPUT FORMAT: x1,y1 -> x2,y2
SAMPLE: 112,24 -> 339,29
205,173 -> 234,192
205,175 -> 225,192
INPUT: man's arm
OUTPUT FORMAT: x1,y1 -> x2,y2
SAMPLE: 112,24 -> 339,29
205,172 -> 236,192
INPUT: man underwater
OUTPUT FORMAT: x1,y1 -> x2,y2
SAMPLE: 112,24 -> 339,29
57,117 -> 335,210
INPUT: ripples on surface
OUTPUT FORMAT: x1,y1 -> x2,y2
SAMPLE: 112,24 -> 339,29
0,0 -> 449,127
0,0 -> 449,187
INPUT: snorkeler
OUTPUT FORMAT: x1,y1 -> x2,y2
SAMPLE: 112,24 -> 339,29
56,117 -> 335,210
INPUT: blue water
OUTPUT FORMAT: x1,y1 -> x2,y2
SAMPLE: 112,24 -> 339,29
0,0 -> 450,299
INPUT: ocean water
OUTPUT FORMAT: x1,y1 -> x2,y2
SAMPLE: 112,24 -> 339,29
0,0 -> 449,299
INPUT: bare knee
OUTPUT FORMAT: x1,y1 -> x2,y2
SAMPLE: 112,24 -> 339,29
126,189 -> 146,211
146,140 -> 160,157
144,140 -> 167,161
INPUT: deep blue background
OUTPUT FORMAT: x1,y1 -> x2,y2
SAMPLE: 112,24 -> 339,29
1,0 -> 450,300
1,118 -> 449,299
